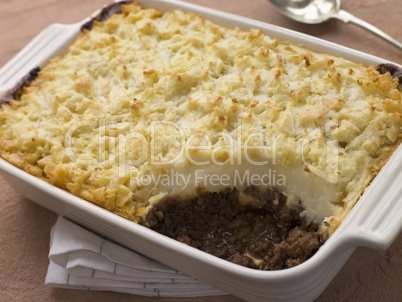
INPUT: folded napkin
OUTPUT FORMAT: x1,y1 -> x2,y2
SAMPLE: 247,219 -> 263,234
45,216 -> 227,297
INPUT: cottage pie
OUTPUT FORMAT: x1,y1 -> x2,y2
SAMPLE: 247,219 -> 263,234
0,1 -> 401,269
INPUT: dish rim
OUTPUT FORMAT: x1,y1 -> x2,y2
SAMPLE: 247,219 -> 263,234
0,0 -> 401,300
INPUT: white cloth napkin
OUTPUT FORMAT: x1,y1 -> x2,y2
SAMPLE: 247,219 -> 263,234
45,216 -> 227,297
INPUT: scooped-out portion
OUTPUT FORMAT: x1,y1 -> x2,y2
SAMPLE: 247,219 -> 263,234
146,188 -> 322,270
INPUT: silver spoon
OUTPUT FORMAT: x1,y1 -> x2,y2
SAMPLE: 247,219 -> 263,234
268,0 -> 402,51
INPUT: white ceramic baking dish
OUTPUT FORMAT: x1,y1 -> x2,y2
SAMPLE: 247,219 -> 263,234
0,1 -> 401,301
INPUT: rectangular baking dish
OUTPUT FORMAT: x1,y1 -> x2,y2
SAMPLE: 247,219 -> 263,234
0,1 -> 401,301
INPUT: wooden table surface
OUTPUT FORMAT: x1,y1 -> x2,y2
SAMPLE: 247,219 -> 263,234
0,0 -> 401,301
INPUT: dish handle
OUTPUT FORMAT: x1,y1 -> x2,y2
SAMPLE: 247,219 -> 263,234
336,146 -> 402,251
0,22 -> 81,93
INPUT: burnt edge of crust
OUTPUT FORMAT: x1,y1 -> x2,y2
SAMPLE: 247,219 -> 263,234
376,63 -> 402,89
0,67 -> 40,107
81,0 -> 134,32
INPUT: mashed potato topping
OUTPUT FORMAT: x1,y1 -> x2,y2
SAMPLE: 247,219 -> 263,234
0,2 -> 400,236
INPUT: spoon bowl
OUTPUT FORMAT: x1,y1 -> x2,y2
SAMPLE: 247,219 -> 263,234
269,0 -> 340,24
268,0 -> 402,51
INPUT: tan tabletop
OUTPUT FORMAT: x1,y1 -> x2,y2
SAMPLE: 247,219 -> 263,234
0,0 -> 401,301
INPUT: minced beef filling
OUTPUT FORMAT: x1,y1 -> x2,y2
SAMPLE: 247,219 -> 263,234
146,188 -> 322,270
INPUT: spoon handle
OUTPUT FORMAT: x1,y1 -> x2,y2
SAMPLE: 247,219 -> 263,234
333,9 -> 402,51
